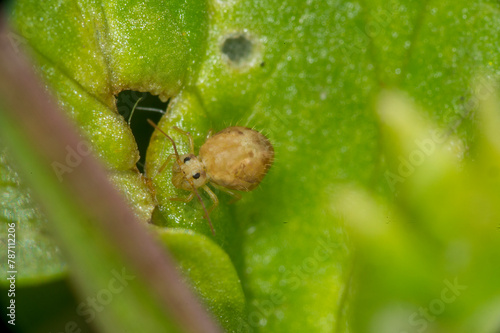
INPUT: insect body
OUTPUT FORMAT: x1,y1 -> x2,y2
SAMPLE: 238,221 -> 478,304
148,120 -> 274,235
200,127 -> 274,191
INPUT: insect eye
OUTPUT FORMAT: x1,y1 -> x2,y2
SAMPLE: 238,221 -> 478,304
183,157 -> 191,163
193,173 -> 201,179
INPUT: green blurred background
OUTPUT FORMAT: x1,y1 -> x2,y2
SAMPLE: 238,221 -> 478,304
1,0 -> 500,332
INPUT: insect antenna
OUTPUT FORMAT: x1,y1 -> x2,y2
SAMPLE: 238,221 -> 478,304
147,119 -> 181,162
128,98 -> 166,125
128,97 -> 143,125
147,119 -> 216,235
135,106 -> 166,114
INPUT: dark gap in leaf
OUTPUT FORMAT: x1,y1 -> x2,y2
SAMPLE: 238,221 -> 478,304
221,34 -> 253,64
116,91 -> 168,173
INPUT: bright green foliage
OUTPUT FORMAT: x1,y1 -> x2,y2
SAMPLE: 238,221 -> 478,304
156,227 -> 246,332
3,0 -> 500,332
334,91 -> 500,333
107,170 -> 156,223
0,148 -> 66,283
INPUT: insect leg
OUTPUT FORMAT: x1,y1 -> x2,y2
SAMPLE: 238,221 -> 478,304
210,182 -> 242,204
158,154 -> 176,174
202,185 -> 219,214
169,191 -> 195,203
172,126 -> 195,154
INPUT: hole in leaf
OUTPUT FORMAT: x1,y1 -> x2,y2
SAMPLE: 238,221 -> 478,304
116,91 -> 168,173
221,34 -> 253,64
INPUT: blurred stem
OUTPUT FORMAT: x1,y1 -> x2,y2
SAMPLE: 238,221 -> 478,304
0,14 -> 220,333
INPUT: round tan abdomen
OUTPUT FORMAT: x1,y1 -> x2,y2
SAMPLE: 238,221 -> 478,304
199,127 -> 274,191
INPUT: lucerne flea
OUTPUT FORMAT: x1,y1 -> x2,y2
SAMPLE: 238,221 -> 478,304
148,120 -> 274,234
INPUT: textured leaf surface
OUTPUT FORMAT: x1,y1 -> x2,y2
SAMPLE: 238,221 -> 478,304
4,0 -> 500,332
0,148 -> 65,282
157,228 -> 246,332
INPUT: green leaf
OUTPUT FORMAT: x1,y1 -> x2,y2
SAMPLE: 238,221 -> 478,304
107,170 -> 155,223
334,91 -> 500,333
0,148 -> 66,283
156,227 -> 246,332
0,107 -> 185,332
6,0 -> 500,332
2,0 -> 220,331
